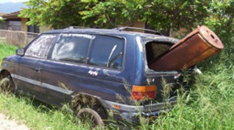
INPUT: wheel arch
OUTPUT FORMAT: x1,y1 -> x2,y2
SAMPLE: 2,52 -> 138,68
0,69 -> 16,93
0,69 -> 11,79
72,92 -> 108,119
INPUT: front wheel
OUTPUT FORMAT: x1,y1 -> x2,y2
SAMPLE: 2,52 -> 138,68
0,77 -> 14,94
77,108 -> 105,128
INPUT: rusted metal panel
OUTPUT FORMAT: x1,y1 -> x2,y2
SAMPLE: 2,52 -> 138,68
149,26 -> 224,71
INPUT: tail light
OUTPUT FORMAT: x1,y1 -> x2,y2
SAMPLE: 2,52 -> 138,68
131,85 -> 156,101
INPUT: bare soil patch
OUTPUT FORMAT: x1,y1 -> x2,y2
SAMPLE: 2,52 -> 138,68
0,113 -> 30,130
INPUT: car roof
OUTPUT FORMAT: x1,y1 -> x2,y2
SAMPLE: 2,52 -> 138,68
44,28 -> 179,44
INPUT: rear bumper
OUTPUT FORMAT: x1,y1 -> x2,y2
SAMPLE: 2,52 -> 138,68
99,96 -> 177,123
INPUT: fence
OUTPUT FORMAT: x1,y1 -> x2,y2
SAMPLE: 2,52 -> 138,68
0,30 -> 39,47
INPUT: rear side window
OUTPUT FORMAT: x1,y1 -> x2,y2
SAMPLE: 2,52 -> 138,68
25,34 -> 56,58
51,34 -> 92,64
88,35 -> 124,70
145,42 -> 172,65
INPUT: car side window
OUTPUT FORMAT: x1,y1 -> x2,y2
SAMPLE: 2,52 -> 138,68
51,34 -> 92,64
88,35 -> 124,70
25,34 -> 56,58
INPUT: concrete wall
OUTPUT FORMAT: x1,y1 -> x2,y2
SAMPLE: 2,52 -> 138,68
20,18 -> 28,32
0,37 -> 6,43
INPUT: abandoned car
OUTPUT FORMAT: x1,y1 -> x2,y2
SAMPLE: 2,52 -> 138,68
0,27 -> 204,126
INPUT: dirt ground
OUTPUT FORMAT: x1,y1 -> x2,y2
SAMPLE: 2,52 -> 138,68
0,113 -> 29,130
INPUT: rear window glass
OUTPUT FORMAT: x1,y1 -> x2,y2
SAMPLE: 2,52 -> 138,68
145,42 -> 172,65
88,35 -> 124,70
51,34 -> 92,64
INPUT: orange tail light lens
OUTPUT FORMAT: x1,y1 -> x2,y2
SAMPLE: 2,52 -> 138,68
131,85 -> 156,101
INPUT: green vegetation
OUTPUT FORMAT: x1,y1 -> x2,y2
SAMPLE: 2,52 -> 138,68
0,94 -> 93,130
18,0 -> 205,29
20,0 -> 234,37
150,53 -> 234,129
0,42 -> 16,63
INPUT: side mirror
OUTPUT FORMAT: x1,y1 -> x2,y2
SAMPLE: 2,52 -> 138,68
16,48 -> 25,56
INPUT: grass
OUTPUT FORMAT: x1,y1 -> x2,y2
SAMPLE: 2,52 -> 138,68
0,94 -> 92,130
149,50 -> 234,130
0,42 -> 16,63
1,42 -> 234,130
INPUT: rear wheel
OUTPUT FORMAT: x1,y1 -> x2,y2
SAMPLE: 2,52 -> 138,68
77,108 -> 105,128
0,77 -> 14,94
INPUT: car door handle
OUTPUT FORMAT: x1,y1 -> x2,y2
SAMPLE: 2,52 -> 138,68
34,68 -> 41,73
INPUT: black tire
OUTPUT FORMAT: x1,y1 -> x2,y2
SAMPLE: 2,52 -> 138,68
77,108 -> 105,128
0,77 -> 14,94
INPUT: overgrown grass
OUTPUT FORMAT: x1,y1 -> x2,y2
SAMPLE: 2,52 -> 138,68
1,42 -> 234,130
0,94 -> 93,130
144,49 -> 234,130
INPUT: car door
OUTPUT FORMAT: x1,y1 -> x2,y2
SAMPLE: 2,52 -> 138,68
68,35 -> 130,101
15,34 -> 56,100
41,34 -> 93,106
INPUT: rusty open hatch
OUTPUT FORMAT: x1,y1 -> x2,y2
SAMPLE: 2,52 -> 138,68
148,25 -> 224,71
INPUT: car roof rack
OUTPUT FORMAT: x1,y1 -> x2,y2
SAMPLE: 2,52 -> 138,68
65,26 -> 89,29
114,27 -> 162,35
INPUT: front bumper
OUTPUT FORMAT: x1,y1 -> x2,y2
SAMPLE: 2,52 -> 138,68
99,96 -> 177,123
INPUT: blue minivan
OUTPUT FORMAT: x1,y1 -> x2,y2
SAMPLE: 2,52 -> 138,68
0,27 -> 193,126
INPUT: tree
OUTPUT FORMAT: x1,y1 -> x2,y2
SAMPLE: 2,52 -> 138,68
204,0 -> 234,44
20,0 -> 87,29
81,0 -> 211,31
20,0 -> 234,44
20,0 -> 210,29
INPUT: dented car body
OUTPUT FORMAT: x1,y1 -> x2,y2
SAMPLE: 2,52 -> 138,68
0,28 -> 192,123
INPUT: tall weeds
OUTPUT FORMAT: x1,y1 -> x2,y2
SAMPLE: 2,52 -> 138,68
144,46 -> 234,129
